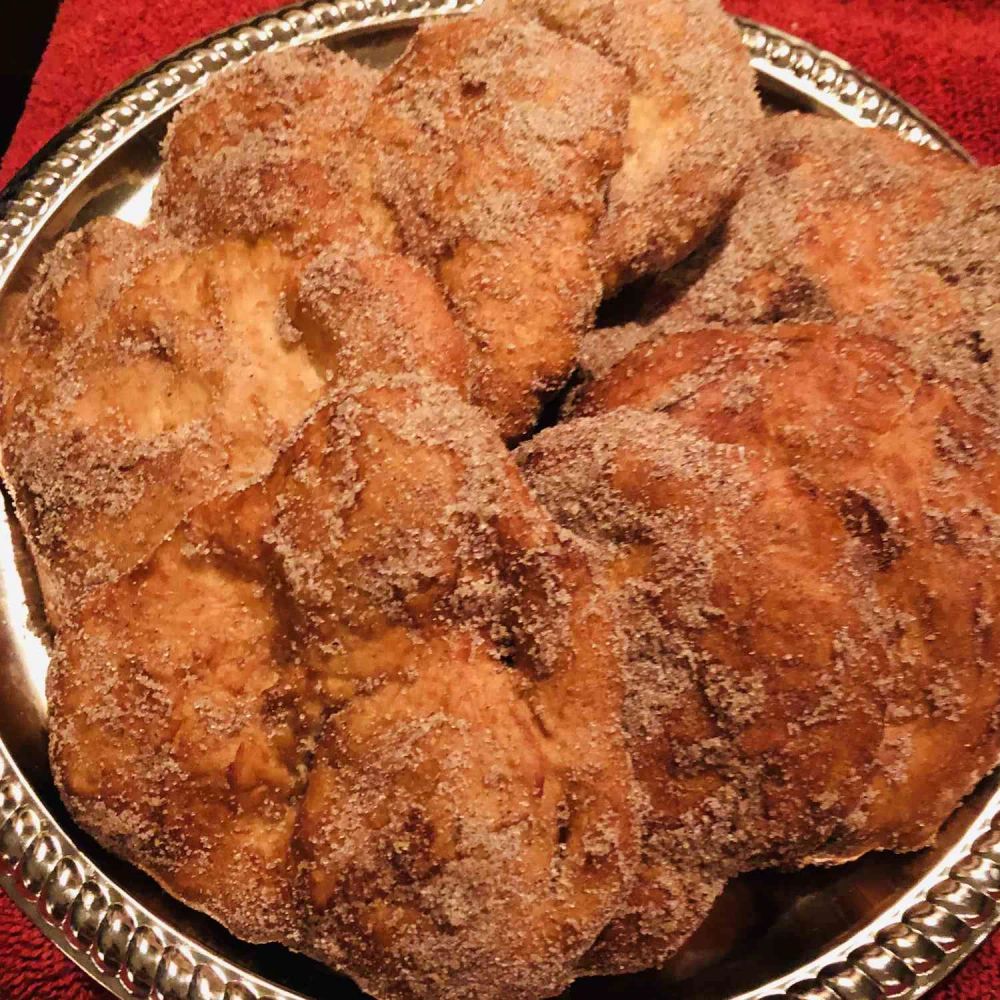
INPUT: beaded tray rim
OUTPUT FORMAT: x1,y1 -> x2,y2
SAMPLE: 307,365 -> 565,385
0,3 -> 990,1000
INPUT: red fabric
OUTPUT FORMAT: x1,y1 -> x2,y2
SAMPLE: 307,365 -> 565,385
0,1 -> 998,998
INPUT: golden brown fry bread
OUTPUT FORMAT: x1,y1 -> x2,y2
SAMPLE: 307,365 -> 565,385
153,45 -> 398,255
500,0 -> 762,289
642,114 -> 999,350
0,218 -> 468,622
557,321 -> 1000,866
367,14 -> 629,439
522,321 -> 1000,971
50,375 -> 637,1000
518,413 -> 880,970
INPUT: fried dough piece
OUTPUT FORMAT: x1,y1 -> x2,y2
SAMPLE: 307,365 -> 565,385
0,218 -> 468,622
153,45 -> 397,256
642,114 -> 999,354
519,416 -> 882,971
49,531 -> 305,941
561,321 -> 1000,862
367,14 -> 629,439
500,0 -> 762,289
50,375 -> 637,1000
522,322 -> 1000,972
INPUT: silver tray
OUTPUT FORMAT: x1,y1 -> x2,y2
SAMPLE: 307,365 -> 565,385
0,3 -> 990,999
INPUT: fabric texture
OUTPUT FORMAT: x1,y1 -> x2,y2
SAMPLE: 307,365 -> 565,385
0,0 -> 997,998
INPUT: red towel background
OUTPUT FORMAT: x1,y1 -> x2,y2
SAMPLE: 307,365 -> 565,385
0,0 -> 998,997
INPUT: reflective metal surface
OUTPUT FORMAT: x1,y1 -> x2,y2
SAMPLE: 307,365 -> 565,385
0,3 -> 989,999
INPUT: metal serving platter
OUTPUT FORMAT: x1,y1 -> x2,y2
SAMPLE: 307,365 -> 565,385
0,2 -> 990,999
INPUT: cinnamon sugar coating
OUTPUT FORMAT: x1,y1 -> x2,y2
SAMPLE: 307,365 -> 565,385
524,323 -> 1000,972
367,14 -> 629,439
154,1 -> 765,439
153,45 -> 398,256
499,0 -> 762,289
0,218 -> 468,621
3,6 -> 997,997
640,114 -> 999,351
519,402 -> 882,970
49,375 -> 637,1000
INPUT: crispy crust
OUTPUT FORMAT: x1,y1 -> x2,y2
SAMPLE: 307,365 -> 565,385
49,375 -> 638,1000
